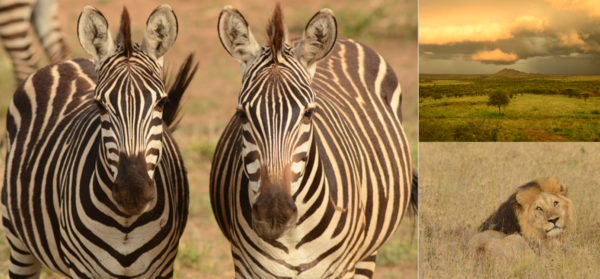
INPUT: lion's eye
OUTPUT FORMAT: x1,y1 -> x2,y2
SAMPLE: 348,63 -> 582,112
536,206 -> 543,211
554,201 -> 558,207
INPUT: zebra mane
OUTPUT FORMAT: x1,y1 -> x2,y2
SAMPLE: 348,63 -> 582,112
266,3 -> 286,64
162,54 -> 198,133
117,7 -> 133,59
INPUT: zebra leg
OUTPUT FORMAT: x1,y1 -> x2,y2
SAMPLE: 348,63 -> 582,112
2,219 -> 42,278
353,252 -> 377,279
31,0 -> 70,63
0,0 -> 39,84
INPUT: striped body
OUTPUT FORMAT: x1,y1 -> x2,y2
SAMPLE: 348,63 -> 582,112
1,58 -> 189,278
0,0 -> 71,83
210,37 -> 411,278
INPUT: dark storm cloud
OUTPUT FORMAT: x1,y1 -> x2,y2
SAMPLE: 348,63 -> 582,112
420,1 -> 600,72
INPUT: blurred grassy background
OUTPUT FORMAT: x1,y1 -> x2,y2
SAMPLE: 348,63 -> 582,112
420,143 -> 600,278
0,0 -> 417,278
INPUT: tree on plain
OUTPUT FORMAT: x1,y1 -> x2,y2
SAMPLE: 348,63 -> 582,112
582,92 -> 591,104
564,88 -> 574,98
487,90 -> 510,114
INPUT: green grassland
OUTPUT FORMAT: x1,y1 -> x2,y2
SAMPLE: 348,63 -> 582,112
0,0 -> 418,278
419,75 -> 600,141
420,143 -> 600,278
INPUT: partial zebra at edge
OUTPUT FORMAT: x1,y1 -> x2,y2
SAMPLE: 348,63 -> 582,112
408,167 -> 418,218
0,0 -> 71,84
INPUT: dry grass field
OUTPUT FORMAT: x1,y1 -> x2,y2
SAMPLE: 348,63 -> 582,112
420,143 -> 600,279
0,0 -> 417,278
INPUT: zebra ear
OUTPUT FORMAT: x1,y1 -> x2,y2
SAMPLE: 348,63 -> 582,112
218,6 -> 261,74
77,6 -> 115,67
294,8 -> 337,78
141,5 -> 178,66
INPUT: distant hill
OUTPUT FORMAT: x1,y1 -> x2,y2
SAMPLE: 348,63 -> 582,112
492,68 -> 538,76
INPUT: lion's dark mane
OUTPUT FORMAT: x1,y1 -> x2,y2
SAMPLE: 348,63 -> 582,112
477,181 -> 541,235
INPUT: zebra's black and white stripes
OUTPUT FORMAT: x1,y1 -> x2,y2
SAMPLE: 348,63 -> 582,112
211,4 -> 416,278
2,5 -> 194,278
0,0 -> 71,83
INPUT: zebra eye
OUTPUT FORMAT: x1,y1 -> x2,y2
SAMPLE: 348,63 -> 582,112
302,109 -> 314,124
155,98 -> 169,112
95,100 -> 107,115
237,109 -> 249,124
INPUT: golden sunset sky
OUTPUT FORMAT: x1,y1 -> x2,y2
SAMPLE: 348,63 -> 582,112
419,0 -> 600,74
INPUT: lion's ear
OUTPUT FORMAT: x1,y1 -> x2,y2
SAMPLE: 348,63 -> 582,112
559,183 -> 567,196
516,186 -> 540,206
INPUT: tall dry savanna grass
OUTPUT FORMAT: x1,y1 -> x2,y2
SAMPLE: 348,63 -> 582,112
420,143 -> 600,278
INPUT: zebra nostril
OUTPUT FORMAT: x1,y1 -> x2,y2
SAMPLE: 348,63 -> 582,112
548,217 -> 559,224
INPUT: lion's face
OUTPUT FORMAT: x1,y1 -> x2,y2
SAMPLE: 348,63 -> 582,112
528,192 -> 569,237
515,179 -> 573,243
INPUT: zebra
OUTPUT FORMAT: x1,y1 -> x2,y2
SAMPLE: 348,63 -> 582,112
0,0 -> 71,84
210,4 -> 417,278
1,5 -> 195,278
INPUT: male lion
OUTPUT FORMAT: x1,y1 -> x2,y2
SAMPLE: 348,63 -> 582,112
468,178 -> 574,259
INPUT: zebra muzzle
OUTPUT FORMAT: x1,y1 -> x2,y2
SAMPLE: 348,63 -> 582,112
112,154 -> 156,216
251,188 -> 298,240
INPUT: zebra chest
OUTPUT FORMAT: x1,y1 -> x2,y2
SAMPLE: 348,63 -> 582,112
58,209 -> 174,277
234,207 -> 368,278
57,177 -> 175,277
249,247 -> 359,279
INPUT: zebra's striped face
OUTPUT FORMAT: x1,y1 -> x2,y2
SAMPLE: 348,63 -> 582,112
237,46 -> 316,239
94,44 -> 167,215
219,3 -> 337,240
239,46 -> 316,199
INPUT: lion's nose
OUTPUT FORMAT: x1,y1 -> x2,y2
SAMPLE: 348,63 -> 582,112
548,217 -> 559,224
